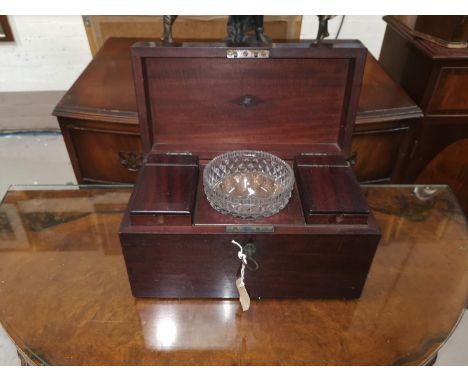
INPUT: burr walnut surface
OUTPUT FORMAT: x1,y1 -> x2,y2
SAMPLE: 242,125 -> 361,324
0,185 -> 467,365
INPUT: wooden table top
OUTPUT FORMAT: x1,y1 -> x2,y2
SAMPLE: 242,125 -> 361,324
53,37 -> 422,125
0,185 -> 467,365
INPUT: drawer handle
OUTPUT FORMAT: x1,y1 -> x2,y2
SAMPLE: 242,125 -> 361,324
346,151 -> 358,167
118,151 -> 143,172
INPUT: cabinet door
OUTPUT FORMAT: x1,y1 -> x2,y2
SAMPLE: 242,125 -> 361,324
351,122 -> 413,183
416,139 -> 468,214
59,118 -> 142,184
426,66 -> 468,115
403,117 -> 468,215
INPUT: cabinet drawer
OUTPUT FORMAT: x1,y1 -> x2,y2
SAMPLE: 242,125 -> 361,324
60,117 -> 413,185
351,122 -> 411,183
60,119 -> 142,184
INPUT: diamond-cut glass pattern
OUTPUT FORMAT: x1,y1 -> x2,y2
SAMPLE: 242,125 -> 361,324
203,150 -> 294,219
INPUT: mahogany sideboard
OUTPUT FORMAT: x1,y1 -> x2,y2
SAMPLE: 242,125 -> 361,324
53,37 -> 422,185
379,15 -> 468,215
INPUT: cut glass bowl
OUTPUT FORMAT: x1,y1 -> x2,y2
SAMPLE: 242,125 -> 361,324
203,150 -> 295,219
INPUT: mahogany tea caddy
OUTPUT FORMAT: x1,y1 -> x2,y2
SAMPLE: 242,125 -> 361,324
119,40 -> 381,299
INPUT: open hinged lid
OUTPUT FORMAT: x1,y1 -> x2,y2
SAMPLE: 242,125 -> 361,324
131,40 -> 367,160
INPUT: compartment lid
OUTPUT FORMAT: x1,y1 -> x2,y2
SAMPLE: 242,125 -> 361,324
129,155 -> 198,226
132,40 -> 367,159
295,154 -> 370,225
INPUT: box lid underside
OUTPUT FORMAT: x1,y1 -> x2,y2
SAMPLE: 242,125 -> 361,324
132,42 -> 366,159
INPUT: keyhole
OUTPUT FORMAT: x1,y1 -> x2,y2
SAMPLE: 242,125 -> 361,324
242,96 -> 252,107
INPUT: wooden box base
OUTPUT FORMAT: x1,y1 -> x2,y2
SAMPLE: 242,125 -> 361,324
119,154 -> 381,299
120,226 -> 380,299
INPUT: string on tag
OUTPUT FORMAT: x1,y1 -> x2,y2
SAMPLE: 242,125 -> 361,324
232,240 -> 247,286
232,240 -> 251,311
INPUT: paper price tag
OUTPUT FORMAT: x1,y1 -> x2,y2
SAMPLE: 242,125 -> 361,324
236,277 -> 251,311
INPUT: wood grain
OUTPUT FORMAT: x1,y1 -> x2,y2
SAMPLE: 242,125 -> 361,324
0,186 -> 467,365
132,41 -> 366,158
53,37 -> 422,185
129,157 -> 198,226
379,16 -> 468,216
124,42 -> 378,299
295,155 -> 370,224
123,163 -> 379,300
417,139 -> 468,214
59,117 -> 142,184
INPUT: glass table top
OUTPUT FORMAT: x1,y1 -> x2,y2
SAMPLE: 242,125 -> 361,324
0,184 -> 467,365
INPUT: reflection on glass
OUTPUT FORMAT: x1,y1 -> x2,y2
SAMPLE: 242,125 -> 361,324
1,185 -> 467,365
413,186 -> 440,201
139,302 -> 239,351
154,317 -> 178,349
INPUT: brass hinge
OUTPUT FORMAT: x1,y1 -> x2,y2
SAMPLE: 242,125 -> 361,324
227,49 -> 270,59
